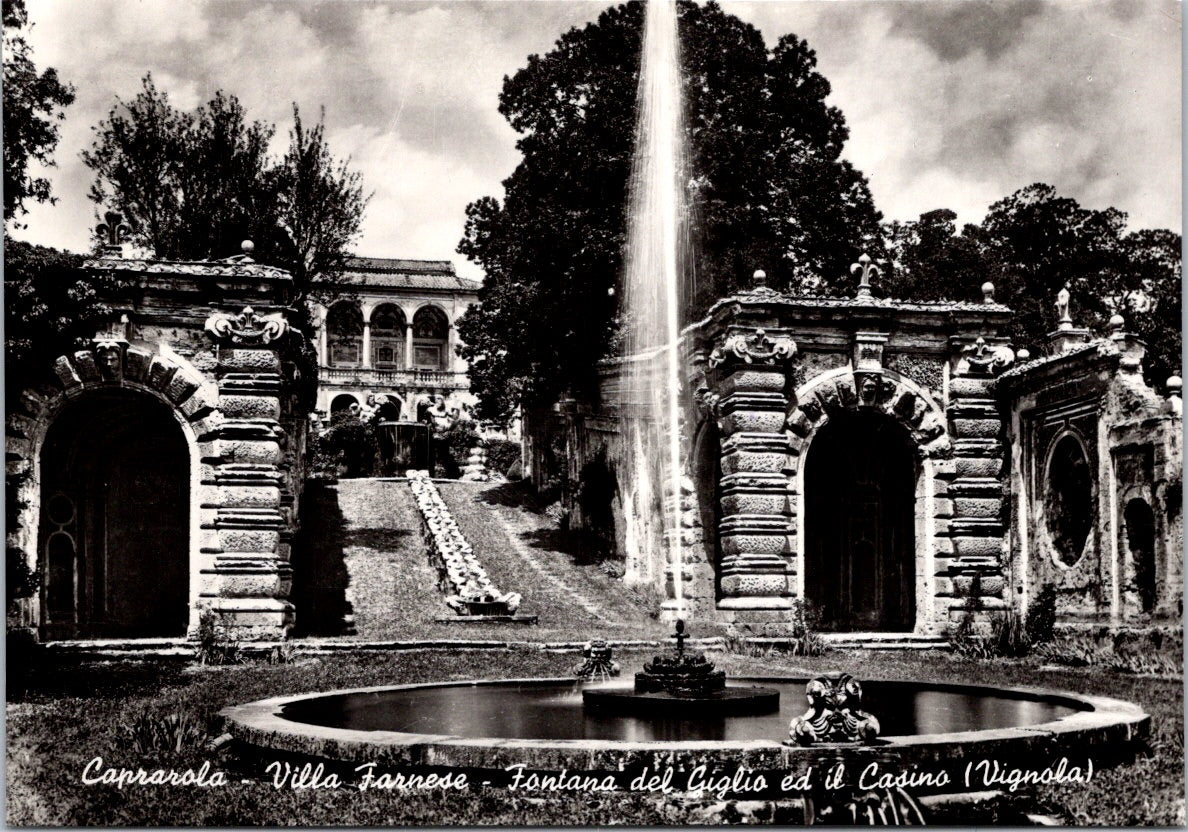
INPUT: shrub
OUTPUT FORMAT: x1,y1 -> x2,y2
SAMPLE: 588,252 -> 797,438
1026,585 -> 1058,645
991,607 -> 1030,657
483,438 -> 521,476
122,710 -> 207,755
196,609 -> 242,666
433,420 -> 480,478
312,410 -> 377,478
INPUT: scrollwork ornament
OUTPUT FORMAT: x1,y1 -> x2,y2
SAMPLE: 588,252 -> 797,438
205,306 -> 290,345
962,336 -> 1016,375
707,328 -> 797,368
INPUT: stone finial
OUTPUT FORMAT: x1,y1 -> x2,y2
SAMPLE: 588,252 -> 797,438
96,210 -> 131,256
1056,286 -> 1073,330
1167,376 -> 1182,397
752,269 -> 767,288
850,253 -> 880,299
1108,313 -> 1126,339
981,281 -> 995,304
1017,347 -> 1031,361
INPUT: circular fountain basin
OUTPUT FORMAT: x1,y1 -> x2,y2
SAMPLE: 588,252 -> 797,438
221,676 -> 1149,796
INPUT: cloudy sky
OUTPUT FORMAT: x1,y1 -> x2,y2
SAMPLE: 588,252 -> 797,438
12,0 -> 1181,278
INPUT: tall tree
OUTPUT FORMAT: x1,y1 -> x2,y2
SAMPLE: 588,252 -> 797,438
2,0 -> 75,222
886,184 -> 1181,387
458,1 -> 883,422
83,75 -> 369,323
883,209 -> 996,303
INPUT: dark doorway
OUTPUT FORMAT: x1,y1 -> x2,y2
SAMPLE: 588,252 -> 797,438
1124,498 -> 1157,614
39,390 -> 189,639
804,411 -> 917,632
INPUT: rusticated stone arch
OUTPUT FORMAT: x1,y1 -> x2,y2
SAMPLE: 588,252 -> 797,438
7,341 -> 217,637
787,367 -> 952,635
786,367 -> 951,460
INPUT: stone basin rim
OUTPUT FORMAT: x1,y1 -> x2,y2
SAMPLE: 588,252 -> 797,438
219,675 -> 1149,755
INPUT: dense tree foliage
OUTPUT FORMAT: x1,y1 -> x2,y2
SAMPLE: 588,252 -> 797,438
83,75 -> 369,323
2,0 -> 75,222
886,184 -> 1181,387
458,1 -> 883,421
3,239 -> 126,398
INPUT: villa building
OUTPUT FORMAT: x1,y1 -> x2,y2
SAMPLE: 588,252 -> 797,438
311,257 -> 481,422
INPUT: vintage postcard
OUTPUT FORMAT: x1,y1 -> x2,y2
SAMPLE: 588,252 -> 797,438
4,0 -> 1182,826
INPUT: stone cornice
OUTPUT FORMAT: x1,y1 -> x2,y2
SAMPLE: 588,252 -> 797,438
993,339 -> 1119,395
84,256 -> 293,280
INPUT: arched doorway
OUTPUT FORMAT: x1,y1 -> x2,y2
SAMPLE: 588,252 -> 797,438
38,389 -> 190,639
804,411 -> 917,632
330,393 -> 359,415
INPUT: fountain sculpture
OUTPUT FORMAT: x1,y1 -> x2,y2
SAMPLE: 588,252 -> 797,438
583,620 -> 779,715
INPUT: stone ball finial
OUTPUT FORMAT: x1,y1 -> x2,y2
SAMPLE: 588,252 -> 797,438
753,269 -> 767,287
1017,347 -> 1031,361
241,240 -> 255,254
1168,376 -> 1182,396
1109,313 -> 1126,337
981,281 -> 995,303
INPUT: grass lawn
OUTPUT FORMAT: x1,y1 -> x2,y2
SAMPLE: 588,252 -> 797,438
289,478 -> 666,643
6,646 -> 1182,826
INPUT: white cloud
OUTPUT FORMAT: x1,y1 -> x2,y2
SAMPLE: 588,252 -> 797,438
9,0 -> 1181,269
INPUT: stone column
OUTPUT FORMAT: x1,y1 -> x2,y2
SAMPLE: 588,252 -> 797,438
405,325 -> 415,370
945,336 -> 1014,631
708,327 -> 797,617
201,306 -> 296,639
361,314 -> 372,368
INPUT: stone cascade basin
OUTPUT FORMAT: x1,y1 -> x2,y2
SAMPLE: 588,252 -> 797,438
221,675 -> 1149,798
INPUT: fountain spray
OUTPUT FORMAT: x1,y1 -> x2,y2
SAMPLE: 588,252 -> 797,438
621,0 -> 690,618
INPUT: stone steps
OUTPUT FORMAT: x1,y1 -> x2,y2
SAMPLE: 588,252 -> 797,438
746,633 -> 951,651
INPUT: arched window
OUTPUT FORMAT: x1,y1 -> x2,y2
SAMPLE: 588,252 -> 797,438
326,303 -> 363,367
412,306 -> 449,371
370,304 -> 406,369
1045,434 -> 1093,567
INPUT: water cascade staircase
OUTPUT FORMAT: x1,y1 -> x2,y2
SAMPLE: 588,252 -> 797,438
406,471 -> 534,624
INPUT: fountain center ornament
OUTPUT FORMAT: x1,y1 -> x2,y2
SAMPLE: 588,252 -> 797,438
582,620 -> 780,715
786,673 -> 881,746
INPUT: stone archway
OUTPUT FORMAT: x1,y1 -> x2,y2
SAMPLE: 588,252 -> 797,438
39,389 -> 190,638
787,368 -> 952,634
804,410 -> 917,631
8,340 -> 217,639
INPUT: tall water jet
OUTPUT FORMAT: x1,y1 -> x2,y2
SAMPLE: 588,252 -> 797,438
619,0 -> 691,617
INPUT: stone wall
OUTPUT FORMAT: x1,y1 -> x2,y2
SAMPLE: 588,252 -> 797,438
998,316 -> 1183,627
